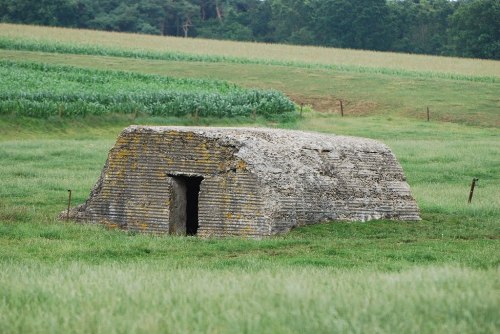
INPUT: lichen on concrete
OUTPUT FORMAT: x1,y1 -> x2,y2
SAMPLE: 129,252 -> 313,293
65,126 -> 420,237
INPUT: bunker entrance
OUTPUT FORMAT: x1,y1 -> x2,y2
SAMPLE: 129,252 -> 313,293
168,175 -> 203,236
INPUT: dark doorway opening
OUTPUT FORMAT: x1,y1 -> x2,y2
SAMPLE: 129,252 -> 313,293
183,176 -> 202,235
168,175 -> 203,236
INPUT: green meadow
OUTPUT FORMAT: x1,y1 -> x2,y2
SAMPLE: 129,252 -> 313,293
0,25 -> 499,333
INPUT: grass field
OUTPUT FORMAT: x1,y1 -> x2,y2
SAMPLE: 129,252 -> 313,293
0,24 -> 499,333
1,264 -> 497,333
1,23 -> 499,78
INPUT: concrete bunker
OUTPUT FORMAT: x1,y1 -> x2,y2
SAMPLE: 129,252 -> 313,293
68,126 -> 420,237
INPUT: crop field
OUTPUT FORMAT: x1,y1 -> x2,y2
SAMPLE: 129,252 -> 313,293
0,24 -> 499,333
0,49 -> 498,127
1,23 -> 499,78
0,61 -> 294,119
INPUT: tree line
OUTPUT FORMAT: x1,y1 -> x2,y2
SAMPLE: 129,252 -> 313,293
0,0 -> 498,59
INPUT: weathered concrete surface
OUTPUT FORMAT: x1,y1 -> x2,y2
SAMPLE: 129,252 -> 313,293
68,126 -> 420,237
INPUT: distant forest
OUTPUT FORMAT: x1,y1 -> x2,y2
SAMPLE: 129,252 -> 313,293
1,0 -> 498,59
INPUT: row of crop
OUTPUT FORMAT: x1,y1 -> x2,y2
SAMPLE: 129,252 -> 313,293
0,91 -> 295,118
0,60 -> 238,94
0,37 -> 497,83
0,61 -> 296,119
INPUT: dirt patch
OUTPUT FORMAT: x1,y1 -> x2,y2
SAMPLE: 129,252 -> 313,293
288,94 -> 379,116
347,100 -> 380,116
289,94 -> 340,113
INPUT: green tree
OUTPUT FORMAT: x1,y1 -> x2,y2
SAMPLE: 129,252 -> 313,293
310,0 -> 392,50
1,0 -> 499,60
89,2 -> 141,32
387,0 -> 456,55
246,0 -> 275,42
195,0 -> 261,41
448,0 -> 500,59
0,0 -> 86,27
269,0 -> 314,44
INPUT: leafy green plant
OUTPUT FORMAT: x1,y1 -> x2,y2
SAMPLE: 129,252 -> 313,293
0,61 -> 296,119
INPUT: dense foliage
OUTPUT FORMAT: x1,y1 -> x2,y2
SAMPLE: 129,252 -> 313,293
0,61 -> 296,119
0,0 -> 498,59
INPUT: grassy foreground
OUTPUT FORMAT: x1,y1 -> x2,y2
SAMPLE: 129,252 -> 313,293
1,115 -> 498,333
1,263 -> 497,333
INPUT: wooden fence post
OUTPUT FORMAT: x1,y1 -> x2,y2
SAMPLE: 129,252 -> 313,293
66,189 -> 72,220
468,178 -> 478,203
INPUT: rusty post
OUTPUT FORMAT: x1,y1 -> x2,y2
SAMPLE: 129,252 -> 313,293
340,100 -> 344,117
66,189 -> 72,220
468,178 -> 478,203
300,103 -> 304,118
427,106 -> 430,122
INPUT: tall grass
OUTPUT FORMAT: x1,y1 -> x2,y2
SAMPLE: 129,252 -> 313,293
0,263 -> 497,334
0,61 -> 296,119
1,23 -> 499,78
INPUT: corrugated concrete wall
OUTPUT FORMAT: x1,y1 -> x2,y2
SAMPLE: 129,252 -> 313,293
82,129 -> 268,237
72,126 -> 420,238
267,148 -> 419,234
